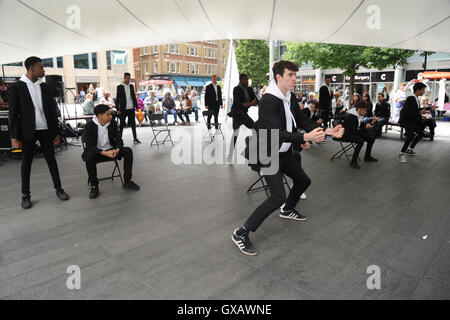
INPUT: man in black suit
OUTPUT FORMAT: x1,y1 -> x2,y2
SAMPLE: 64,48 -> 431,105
116,73 -> 141,144
204,75 -> 222,129
319,75 -> 333,129
82,104 -> 140,199
8,56 -> 69,209
231,61 -> 344,256
398,82 -> 427,163
341,101 -> 378,169
227,74 -> 259,161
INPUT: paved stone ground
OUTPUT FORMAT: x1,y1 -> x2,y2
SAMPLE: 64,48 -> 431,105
0,113 -> 449,300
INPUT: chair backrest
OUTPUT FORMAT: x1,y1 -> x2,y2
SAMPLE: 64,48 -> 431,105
149,113 -> 164,121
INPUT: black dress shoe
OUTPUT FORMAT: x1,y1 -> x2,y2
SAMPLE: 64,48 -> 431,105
56,188 -> 69,201
21,194 -> 32,209
350,161 -> 360,169
364,156 -> 378,162
89,186 -> 99,199
123,181 -> 140,191
133,139 -> 142,144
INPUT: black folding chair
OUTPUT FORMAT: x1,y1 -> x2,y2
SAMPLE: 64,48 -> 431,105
202,110 -> 224,141
81,141 -> 124,185
247,165 -> 291,198
330,137 -> 359,164
149,113 -> 174,149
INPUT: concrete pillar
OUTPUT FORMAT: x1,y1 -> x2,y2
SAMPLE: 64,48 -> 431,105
393,65 -> 404,91
315,68 -> 322,93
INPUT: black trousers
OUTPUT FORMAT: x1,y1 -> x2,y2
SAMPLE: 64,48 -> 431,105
207,109 -> 219,129
401,123 -> 424,153
341,133 -> 375,162
21,130 -> 62,195
229,114 -> 255,156
85,147 -> 133,186
178,109 -> 192,123
244,150 -> 312,232
119,109 -> 137,140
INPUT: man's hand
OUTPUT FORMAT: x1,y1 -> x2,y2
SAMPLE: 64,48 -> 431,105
420,109 -> 428,114
317,118 -> 323,124
325,125 -> 344,139
366,123 -> 372,129
304,127 -> 325,142
102,150 -> 116,159
117,110 -> 121,115
53,135 -> 60,145
12,138 -> 23,149
205,106 -> 209,110
113,148 -> 120,158
301,141 -> 311,150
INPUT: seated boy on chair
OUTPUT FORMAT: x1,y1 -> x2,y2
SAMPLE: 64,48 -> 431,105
341,101 -> 378,169
82,104 -> 140,199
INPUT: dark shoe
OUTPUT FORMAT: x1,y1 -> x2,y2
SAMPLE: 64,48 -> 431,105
406,149 -> 420,156
430,136 -> 434,141
89,186 -> 99,199
21,194 -> 32,209
123,181 -> 140,191
280,207 -> 308,221
364,156 -> 378,162
133,139 -> 142,144
56,188 -> 69,201
350,161 -> 360,169
231,229 -> 257,256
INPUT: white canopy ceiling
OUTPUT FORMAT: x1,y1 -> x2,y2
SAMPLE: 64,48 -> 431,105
1,0 -> 449,65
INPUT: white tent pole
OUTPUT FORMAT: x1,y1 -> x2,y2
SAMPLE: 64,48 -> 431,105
269,40 -> 274,82
225,39 -> 234,118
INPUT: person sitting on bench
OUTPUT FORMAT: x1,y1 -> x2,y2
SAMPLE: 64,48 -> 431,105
341,101 -> 378,169
82,104 -> 140,199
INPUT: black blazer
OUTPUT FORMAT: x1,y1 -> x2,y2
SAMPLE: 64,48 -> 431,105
319,85 -> 332,111
246,93 -> 320,165
342,113 -> 366,138
399,96 -> 421,127
205,83 -> 222,110
116,84 -> 138,113
81,119 -> 124,160
229,85 -> 257,116
8,80 -> 59,141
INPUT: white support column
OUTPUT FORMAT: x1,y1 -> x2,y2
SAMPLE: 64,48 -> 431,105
393,65 -> 404,91
315,68 -> 322,93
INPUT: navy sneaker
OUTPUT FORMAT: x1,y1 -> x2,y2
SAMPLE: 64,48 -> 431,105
280,207 -> 308,221
231,229 -> 257,256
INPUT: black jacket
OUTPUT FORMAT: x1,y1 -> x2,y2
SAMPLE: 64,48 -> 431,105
374,101 -> 391,119
8,80 -> 59,141
319,85 -> 332,111
205,83 -> 222,110
229,85 -> 257,116
342,112 -> 366,138
399,96 -> 421,127
81,119 -> 123,160
116,84 -> 138,113
246,93 -> 320,166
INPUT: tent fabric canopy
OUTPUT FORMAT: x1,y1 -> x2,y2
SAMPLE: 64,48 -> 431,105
1,0 -> 449,65
187,81 -> 205,87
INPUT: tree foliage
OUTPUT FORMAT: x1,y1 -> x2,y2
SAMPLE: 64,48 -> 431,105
235,39 -> 269,86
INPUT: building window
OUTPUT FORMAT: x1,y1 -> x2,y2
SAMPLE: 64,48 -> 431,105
223,56 -> 226,64
144,62 -> 149,74
191,47 -> 195,56
177,62 -> 180,73
106,51 -> 112,70
208,48 -> 212,58
213,65 -> 216,75
186,46 -> 190,55
213,49 -> 216,59
41,58 -> 54,68
195,48 -> 199,56
56,56 -> 64,68
144,47 -> 149,54
177,45 -> 180,54
171,63 -> 176,73
187,63 -> 190,74
170,44 -> 176,54
167,62 -> 170,73
222,43 -> 226,50
154,62 -> 159,73
196,64 -> 199,74
153,45 -> 158,53
91,53 -> 97,69
73,53 -> 89,69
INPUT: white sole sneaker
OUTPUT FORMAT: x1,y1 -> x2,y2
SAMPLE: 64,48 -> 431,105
231,234 -> 258,256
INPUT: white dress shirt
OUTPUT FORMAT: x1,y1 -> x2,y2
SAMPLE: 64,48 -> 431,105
212,83 -> 219,101
123,84 -> 134,109
20,74 -> 48,130
93,116 -> 112,151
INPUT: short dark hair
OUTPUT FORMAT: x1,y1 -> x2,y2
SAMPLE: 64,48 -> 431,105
413,82 -> 427,92
124,72 -> 131,78
272,60 -> 299,83
94,104 -> 110,116
24,56 -> 42,71
239,74 -> 248,81
325,75 -> 332,80
356,101 -> 370,109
